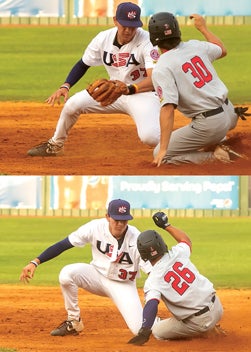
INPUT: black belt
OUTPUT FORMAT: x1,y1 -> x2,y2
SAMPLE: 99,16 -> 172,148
201,99 -> 228,118
182,295 -> 216,323
194,295 -> 216,317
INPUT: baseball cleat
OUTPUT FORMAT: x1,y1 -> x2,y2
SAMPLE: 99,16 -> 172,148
27,139 -> 64,157
213,145 -> 232,163
214,324 -> 227,336
220,145 -> 249,160
50,319 -> 84,336
201,324 -> 227,338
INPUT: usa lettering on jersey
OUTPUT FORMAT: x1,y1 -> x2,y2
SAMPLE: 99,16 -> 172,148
103,52 -> 140,67
96,240 -> 133,264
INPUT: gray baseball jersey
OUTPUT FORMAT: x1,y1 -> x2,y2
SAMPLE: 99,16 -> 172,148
152,40 -> 228,117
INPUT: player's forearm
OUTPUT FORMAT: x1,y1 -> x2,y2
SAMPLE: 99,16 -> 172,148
136,75 -> 154,92
36,237 -> 73,264
159,104 -> 174,152
142,299 -> 159,329
191,14 -> 227,57
165,225 -> 192,247
201,29 -> 226,56
64,59 -> 90,87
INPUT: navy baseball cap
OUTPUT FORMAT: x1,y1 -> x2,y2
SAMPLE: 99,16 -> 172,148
116,2 -> 143,28
108,199 -> 133,220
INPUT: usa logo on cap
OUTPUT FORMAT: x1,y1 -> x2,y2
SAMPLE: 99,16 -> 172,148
118,206 -> 127,213
128,11 -> 136,20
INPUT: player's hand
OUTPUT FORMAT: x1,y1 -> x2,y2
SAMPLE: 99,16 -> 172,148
128,327 -> 151,345
45,87 -> 69,106
19,263 -> 37,283
189,14 -> 207,31
153,150 -> 166,167
152,211 -> 170,229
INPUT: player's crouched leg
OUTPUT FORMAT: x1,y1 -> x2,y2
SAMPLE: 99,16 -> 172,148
137,116 -> 160,146
136,122 -> 160,146
129,93 -> 160,146
50,264 -> 85,336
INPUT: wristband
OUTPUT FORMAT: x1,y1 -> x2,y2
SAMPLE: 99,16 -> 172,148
59,85 -> 70,91
127,84 -> 139,95
30,260 -> 38,267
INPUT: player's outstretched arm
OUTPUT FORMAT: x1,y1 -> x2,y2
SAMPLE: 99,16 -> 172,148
45,59 -> 90,106
190,14 -> 227,57
152,211 -> 192,247
153,104 -> 175,167
19,237 -> 74,283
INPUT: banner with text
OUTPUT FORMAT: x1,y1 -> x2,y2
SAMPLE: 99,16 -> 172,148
0,0 -> 250,18
74,0 -> 251,17
110,176 -> 239,209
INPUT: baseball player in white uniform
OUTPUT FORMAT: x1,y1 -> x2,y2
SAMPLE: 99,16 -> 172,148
148,12 -> 241,166
19,199 -> 152,336
128,211 -> 223,346
27,2 -> 160,157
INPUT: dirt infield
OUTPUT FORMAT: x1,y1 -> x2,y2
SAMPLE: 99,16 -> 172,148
0,285 -> 250,352
0,102 -> 250,175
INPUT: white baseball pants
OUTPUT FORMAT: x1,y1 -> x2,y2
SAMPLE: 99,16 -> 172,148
52,90 -> 160,147
59,263 -> 143,335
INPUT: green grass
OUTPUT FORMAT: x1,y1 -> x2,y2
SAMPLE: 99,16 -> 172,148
0,25 -> 250,103
1,216 -> 251,288
0,26 -> 109,101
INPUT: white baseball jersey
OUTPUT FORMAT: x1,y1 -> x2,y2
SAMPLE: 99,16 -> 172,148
152,40 -> 228,117
144,242 -> 215,320
82,27 -> 157,84
68,218 -> 152,282
52,27 -> 160,148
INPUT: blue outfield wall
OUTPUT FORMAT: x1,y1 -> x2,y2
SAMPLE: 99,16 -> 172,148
0,0 -> 250,17
0,176 -> 241,211
0,0 -> 64,16
141,0 -> 251,16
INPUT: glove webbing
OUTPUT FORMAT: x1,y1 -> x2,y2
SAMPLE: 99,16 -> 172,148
234,106 -> 251,120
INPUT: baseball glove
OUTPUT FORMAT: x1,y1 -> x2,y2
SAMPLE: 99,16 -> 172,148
234,106 -> 251,120
128,327 -> 152,345
152,211 -> 171,229
87,78 -> 128,106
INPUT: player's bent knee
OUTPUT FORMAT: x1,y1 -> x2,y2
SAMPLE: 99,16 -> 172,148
62,95 -> 84,117
59,266 -> 74,285
151,320 -> 167,340
140,134 -> 159,146
63,100 -> 80,116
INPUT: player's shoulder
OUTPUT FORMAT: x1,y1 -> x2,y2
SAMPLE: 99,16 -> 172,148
171,241 -> 191,255
82,217 -> 107,228
127,223 -> 140,234
136,27 -> 150,37
185,39 -> 219,50
94,27 -> 117,40
134,27 -> 151,43
125,225 -> 141,243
